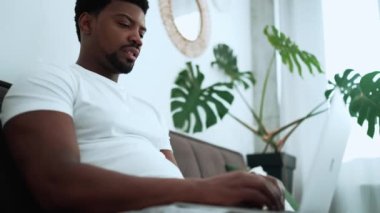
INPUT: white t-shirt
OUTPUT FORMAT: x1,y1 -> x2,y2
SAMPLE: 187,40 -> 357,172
1,64 -> 183,179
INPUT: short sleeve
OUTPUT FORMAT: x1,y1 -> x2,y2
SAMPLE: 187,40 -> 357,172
1,65 -> 77,127
154,111 -> 172,150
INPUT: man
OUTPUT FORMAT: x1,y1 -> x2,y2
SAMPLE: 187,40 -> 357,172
0,0 -> 284,212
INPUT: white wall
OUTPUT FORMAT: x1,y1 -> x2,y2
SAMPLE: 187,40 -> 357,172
0,0 -> 255,157
0,0 -> 79,82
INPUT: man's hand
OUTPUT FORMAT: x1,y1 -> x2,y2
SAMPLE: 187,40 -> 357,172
197,171 -> 285,211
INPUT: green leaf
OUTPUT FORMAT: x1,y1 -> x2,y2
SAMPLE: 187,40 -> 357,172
324,88 -> 334,100
211,44 -> 256,89
284,189 -> 299,211
330,69 -> 380,138
225,164 -> 240,172
171,62 -> 235,133
264,25 -> 323,77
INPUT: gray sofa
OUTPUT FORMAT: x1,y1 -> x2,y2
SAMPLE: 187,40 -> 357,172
0,80 -> 247,212
170,131 -> 246,178
0,80 -> 41,212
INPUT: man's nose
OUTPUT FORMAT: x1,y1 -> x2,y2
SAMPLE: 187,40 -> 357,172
128,31 -> 142,47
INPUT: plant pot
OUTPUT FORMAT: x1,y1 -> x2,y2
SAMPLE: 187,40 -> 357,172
246,152 -> 296,193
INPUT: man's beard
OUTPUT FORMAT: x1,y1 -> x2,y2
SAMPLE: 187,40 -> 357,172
105,52 -> 134,74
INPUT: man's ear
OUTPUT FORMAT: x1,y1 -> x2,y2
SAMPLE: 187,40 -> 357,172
78,12 -> 94,36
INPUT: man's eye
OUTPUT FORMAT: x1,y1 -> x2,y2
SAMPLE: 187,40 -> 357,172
119,22 -> 130,28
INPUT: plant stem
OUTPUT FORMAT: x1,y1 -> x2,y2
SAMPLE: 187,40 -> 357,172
263,143 -> 270,153
262,139 -> 279,153
228,112 -> 279,152
270,100 -> 328,150
228,112 -> 261,136
276,109 -> 327,150
271,100 -> 328,138
259,52 -> 276,121
188,62 -> 195,80
235,87 -> 267,134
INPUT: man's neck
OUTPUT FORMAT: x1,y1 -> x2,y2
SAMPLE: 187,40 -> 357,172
76,55 -> 119,82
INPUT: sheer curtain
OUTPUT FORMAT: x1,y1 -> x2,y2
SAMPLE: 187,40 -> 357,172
276,0 -> 327,203
277,0 -> 380,211
322,0 -> 380,212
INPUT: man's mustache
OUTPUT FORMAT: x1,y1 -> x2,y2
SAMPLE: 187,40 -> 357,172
120,43 -> 140,49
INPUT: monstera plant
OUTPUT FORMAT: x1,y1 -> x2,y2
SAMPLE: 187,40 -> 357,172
170,25 -> 380,153
327,69 -> 380,138
171,25 -> 324,153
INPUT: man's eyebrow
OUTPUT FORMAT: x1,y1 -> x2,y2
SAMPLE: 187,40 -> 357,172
115,13 -> 147,32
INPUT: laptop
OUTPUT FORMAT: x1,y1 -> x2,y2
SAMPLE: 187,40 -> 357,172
132,93 -> 351,213
298,92 -> 351,212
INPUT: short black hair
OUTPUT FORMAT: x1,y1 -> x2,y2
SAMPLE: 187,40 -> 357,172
74,0 -> 149,42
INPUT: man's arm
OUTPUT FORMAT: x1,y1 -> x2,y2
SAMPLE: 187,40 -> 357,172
3,111 -> 283,212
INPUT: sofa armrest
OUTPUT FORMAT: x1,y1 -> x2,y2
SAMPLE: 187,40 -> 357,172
170,131 -> 246,178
